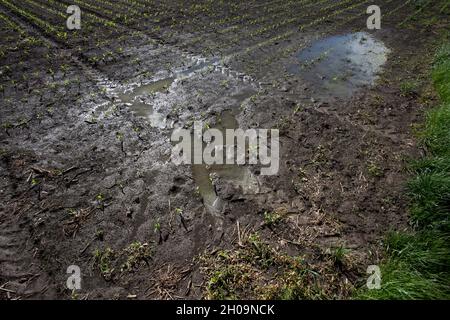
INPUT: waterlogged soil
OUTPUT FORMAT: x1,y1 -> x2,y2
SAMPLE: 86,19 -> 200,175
0,0 -> 448,299
191,108 -> 260,215
288,32 -> 390,99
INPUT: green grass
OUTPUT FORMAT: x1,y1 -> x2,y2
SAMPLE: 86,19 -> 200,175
432,43 -> 450,104
421,105 -> 450,157
359,231 -> 450,299
359,42 -> 450,300
408,171 -> 450,229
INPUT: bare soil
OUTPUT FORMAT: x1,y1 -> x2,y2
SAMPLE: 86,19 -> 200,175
0,0 -> 448,299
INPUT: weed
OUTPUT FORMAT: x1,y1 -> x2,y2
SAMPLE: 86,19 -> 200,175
367,162 -> 383,177
200,232 -> 341,300
400,80 -> 419,97
93,242 -> 152,280
153,221 -> 161,233
93,247 -> 115,280
329,245 -> 348,267
154,220 -> 162,244
121,242 -> 152,272
263,211 -> 282,227
95,229 -> 104,241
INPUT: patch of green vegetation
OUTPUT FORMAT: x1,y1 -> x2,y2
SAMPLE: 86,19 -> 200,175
275,116 -> 293,134
93,247 -> 115,280
329,245 -> 348,267
359,42 -> 450,300
432,43 -> 450,103
200,233 -> 342,300
1,122 -> 13,130
220,79 -> 229,88
95,193 -> 105,201
93,241 -> 152,280
153,220 -> 161,233
311,144 -> 328,166
367,162 -> 383,177
121,242 -> 152,272
400,80 -> 419,97
0,148 -> 7,159
407,171 -> 450,228
95,229 -> 104,241
263,211 -> 282,227
358,231 -> 450,299
420,102 -> 450,157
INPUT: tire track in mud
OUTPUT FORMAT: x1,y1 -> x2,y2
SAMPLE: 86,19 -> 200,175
0,5 -> 57,299
0,207 -> 56,299
0,7 -> 93,299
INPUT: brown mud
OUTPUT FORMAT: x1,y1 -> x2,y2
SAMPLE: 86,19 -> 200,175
0,0 -> 448,299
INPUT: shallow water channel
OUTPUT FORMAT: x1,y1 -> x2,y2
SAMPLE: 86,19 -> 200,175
191,109 -> 260,215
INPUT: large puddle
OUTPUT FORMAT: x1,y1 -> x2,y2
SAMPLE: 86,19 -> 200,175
288,32 -> 390,98
113,57 -> 221,128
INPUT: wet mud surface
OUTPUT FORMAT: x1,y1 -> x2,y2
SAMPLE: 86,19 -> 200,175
0,0 -> 448,299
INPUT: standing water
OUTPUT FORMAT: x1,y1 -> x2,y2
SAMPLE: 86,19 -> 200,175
117,78 -> 174,129
288,32 -> 390,98
192,109 -> 260,215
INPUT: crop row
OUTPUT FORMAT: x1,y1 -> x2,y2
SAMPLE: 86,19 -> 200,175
182,0 -> 349,55
190,0 -> 312,35
2,0 -> 431,87
0,11 -> 41,53
398,0 -> 434,27
0,0 -> 137,70
221,0 -> 371,65
0,0 -> 65,39
186,0 -> 319,48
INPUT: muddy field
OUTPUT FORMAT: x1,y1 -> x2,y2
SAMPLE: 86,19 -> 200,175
0,0 -> 449,299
